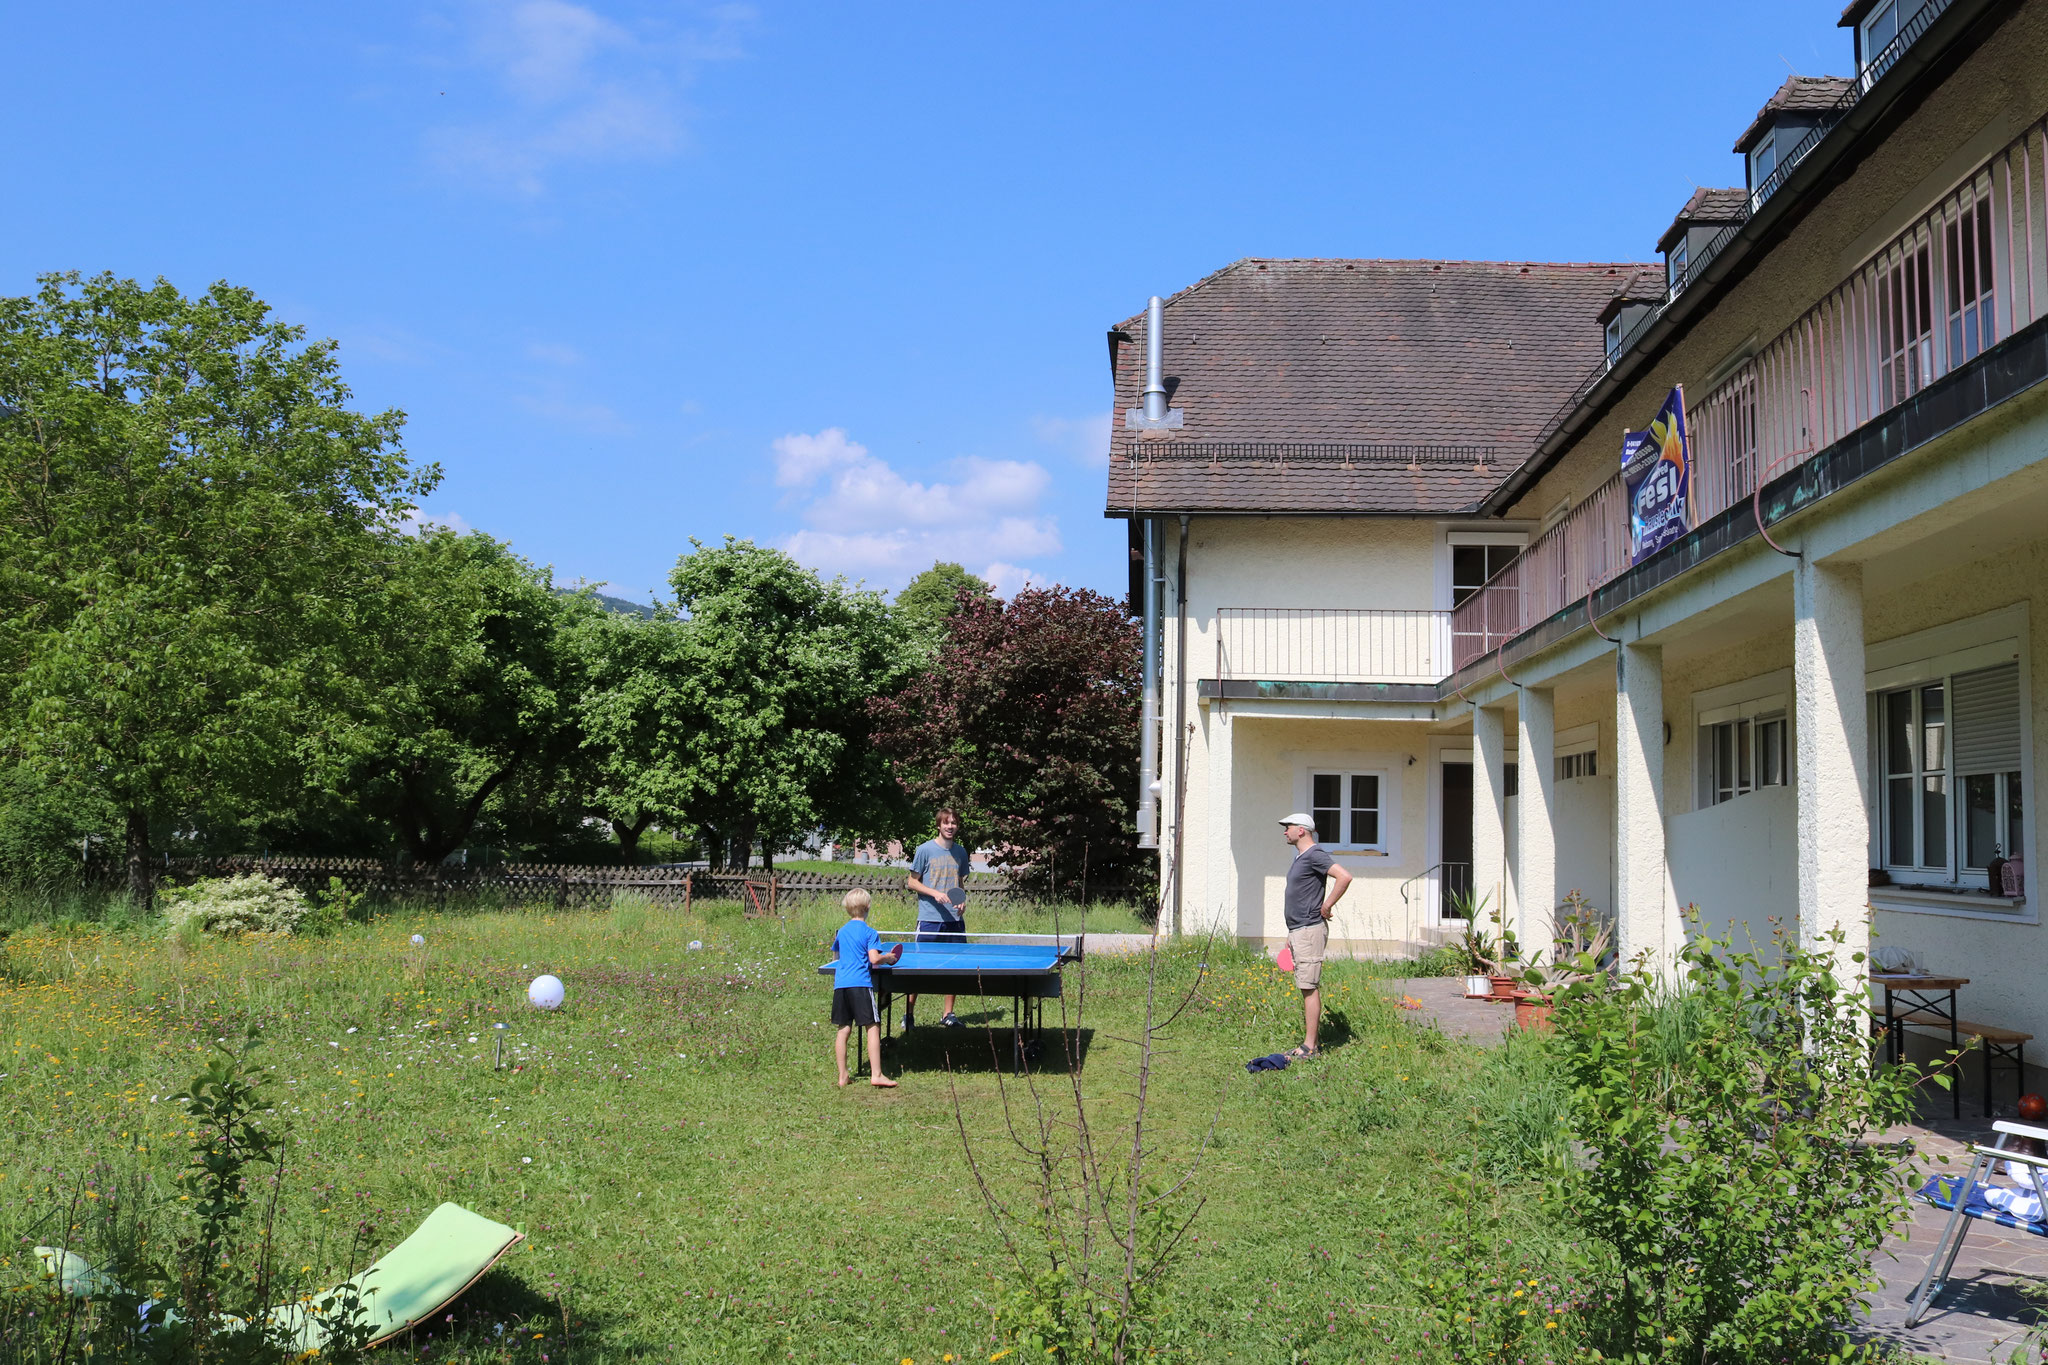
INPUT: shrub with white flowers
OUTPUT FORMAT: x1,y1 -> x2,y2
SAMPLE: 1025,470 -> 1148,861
160,873 -> 309,937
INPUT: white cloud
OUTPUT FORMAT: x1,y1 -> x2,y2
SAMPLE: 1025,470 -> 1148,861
401,508 -> 474,536
980,562 -> 1052,599
771,427 -> 1061,589
770,427 -> 867,488
425,0 -> 751,195
1031,411 -> 1113,468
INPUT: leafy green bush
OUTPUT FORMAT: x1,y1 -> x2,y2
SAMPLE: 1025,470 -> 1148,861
2,1030 -> 376,1361
159,873 -> 308,938
1546,914 -> 1932,1362
297,876 -> 363,937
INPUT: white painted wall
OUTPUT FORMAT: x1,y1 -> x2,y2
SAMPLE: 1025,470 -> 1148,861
1669,784 -> 1797,949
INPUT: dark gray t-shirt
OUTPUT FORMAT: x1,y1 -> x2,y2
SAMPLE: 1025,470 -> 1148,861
1284,845 -> 1335,930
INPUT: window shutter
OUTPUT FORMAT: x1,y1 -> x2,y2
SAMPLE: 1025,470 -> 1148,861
1951,662 -> 2021,774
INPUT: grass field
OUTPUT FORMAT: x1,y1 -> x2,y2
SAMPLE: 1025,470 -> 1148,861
0,896 -> 1572,1363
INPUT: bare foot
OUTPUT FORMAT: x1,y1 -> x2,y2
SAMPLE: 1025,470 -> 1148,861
869,1076 -> 899,1088
836,1074 -> 850,1087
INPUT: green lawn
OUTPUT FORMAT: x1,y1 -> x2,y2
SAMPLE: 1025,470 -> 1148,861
0,898 -> 1571,1363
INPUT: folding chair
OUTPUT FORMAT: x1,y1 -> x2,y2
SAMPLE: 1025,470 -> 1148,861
1906,1120 -> 2048,1327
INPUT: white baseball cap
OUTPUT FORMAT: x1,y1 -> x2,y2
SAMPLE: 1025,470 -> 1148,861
1277,812 -> 1316,829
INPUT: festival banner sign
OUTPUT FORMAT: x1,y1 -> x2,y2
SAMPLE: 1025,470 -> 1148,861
1625,385 -> 1691,565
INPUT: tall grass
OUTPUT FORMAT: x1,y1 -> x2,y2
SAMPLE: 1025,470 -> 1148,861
0,893 -> 1580,1362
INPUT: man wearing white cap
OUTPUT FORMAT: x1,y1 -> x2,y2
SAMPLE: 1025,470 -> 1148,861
1278,812 -> 1352,1057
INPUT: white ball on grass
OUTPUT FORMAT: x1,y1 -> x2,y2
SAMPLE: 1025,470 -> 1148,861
527,975 -> 565,1010
411,934 -> 425,947
688,940 -> 703,951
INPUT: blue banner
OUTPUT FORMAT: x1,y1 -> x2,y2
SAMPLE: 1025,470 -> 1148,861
1625,386 -> 1690,564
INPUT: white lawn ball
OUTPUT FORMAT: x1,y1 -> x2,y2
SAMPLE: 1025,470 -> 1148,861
411,934 -> 425,947
688,940 -> 703,951
528,975 -> 566,1010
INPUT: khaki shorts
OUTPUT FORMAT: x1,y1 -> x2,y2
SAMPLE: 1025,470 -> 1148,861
1287,921 -> 1328,990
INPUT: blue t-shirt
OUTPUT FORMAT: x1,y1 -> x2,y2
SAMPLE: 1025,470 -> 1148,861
912,839 -> 972,924
832,918 -> 883,988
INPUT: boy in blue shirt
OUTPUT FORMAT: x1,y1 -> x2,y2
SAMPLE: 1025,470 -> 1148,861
831,889 -> 903,1088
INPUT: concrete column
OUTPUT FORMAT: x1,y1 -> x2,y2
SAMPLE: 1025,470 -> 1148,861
1517,687 -> 1559,967
1204,707 -> 1237,942
1616,641 -> 1676,973
1794,559 -> 1869,979
1472,704 -> 1509,931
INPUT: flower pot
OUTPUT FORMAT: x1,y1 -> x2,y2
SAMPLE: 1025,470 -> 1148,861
1463,974 -> 1492,999
1515,997 -> 1555,1032
1489,975 -> 1519,1001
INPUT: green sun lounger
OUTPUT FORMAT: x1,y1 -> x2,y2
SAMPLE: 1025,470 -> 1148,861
39,1202 -> 524,1350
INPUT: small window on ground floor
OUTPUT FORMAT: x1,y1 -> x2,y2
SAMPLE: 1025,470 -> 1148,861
1557,749 -> 1597,781
1705,711 -> 1788,805
1309,771 -> 1386,851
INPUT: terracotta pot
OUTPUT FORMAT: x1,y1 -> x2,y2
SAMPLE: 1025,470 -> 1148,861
1489,975 -> 1519,1000
1515,998 -> 1555,1032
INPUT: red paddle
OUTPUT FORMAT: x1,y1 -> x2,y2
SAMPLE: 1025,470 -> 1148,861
1276,944 -> 1295,973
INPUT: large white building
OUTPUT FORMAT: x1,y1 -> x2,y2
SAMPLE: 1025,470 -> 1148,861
1115,0 -> 2048,1079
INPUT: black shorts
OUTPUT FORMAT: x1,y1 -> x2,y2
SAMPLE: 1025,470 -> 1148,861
831,986 -> 879,1028
916,918 -> 967,944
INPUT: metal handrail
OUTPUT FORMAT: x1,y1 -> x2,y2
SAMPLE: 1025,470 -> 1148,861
1398,861 -> 1472,911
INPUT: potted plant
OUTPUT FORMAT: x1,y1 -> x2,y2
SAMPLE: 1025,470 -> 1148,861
1513,893 -> 1615,1032
1451,894 -> 1523,1000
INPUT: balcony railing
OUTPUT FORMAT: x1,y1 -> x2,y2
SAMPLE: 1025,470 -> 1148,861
1451,109 -> 2048,673
1216,608 -> 1450,684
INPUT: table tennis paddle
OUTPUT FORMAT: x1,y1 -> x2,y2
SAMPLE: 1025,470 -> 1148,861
946,887 -> 967,908
1276,944 -> 1295,973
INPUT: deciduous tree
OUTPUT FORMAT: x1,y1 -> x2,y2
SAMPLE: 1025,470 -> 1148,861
870,585 -> 1146,899
0,273 -> 428,905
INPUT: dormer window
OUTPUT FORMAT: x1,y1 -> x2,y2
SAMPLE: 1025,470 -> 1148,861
1750,131 -> 1778,190
1667,239 -> 1688,290
1859,0 -> 1926,70
1605,314 -> 1624,361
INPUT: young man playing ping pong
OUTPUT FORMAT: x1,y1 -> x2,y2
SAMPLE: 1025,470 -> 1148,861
902,809 -> 971,1029
1279,811 -> 1352,1059
831,889 -> 902,1087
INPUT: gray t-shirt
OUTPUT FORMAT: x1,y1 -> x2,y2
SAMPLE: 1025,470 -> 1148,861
911,838 -> 971,923
1284,845 -> 1335,930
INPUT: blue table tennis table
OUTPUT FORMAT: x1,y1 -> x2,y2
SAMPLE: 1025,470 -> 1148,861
818,938 -> 1081,1074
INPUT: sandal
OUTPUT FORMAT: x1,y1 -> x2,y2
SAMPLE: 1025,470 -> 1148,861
1285,1046 -> 1318,1060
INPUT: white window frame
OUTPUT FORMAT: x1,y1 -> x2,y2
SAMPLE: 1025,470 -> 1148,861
1750,130 -> 1778,191
1555,722 -> 1599,782
1441,528 -> 1528,612
1667,238 -> 1689,289
1866,603 -> 2033,921
1302,766 -> 1394,856
1693,670 -> 1793,810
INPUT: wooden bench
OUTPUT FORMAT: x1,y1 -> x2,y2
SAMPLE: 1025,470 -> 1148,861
1904,1017 -> 2033,1117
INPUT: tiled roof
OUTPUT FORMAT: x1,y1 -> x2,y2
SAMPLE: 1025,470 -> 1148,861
1102,258 -> 1653,516
1596,269 -> 1668,323
1839,0 -> 1882,27
1734,76 -> 1856,153
1655,188 -> 1749,253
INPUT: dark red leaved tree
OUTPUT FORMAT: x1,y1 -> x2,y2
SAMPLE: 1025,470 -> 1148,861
870,585 -> 1151,903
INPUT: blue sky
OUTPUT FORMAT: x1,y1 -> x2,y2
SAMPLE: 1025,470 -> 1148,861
3,2 -> 1856,603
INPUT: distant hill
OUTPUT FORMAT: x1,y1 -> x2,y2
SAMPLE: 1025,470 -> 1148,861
559,587 -> 660,619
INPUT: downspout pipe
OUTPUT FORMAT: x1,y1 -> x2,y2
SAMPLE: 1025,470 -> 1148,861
1171,514 -> 1190,936
1137,517 -> 1161,849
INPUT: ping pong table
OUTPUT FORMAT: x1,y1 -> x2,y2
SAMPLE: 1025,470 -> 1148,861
817,938 -> 1081,1075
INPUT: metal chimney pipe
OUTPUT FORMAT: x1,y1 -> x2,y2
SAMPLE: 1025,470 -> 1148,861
1141,295 -> 1168,423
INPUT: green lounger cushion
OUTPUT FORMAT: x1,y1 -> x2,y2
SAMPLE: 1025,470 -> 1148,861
274,1203 -> 525,1349
39,1202 -> 523,1351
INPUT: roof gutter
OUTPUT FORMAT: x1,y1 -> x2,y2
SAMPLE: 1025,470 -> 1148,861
1478,0 -> 2008,517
